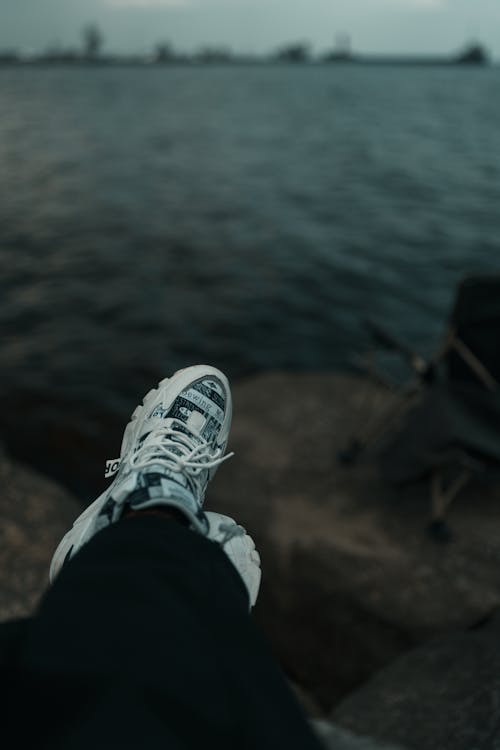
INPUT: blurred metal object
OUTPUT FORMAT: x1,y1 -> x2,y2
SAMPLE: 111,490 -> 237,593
340,274 -> 500,540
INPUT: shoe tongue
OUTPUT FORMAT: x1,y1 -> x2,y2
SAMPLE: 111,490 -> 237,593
138,395 -> 211,449
165,416 -> 206,445
137,415 -> 205,450
186,410 -> 207,434
146,398 -> 208,430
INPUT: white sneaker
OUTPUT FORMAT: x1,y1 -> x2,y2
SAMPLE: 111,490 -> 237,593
49,365 -> 261,607
205,511 -> 261,608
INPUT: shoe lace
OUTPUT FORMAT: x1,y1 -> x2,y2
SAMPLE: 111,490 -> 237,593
128,425 -> 234,478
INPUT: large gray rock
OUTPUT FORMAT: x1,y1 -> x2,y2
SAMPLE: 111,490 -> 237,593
0,445 -> 81,621
207,372 -> 500,710
312,720 -> 407,750
332,614 -> 500,750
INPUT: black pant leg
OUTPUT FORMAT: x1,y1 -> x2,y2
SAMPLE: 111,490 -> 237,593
7,516 -> 322,750
0,617 -> 31,673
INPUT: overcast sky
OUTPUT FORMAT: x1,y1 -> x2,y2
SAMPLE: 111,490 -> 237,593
2,0 -> 499,57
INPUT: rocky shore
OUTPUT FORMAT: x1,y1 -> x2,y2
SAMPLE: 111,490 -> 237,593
0,444 -> 80,621
2,372 -> 500,749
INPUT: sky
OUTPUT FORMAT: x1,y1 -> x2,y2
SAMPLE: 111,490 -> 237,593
1,0 -> 499,58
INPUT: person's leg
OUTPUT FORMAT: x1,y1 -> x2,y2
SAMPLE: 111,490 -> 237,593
5,365 -> 322,747
0,617 -> 30,673
8,514 -> 322,750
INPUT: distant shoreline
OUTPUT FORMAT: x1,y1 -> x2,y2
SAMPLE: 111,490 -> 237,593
0,40 -> 494,69
0,57 -> 495,68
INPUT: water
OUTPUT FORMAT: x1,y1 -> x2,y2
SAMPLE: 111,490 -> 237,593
1,64 -> 500,495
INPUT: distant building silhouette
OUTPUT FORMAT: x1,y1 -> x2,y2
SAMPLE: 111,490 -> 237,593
323,33 -> 353,62
195,47 -> 233,63
82,24 -> 104,59
155,42 -> 175,63
456,43 -> 490,65
273,42 -> 311,63
0,50 -> 20,64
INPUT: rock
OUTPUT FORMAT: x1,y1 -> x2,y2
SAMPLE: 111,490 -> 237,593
0,445 -> 81,621
290,681 -> 324,718
312,720 -> 407,750
332,614 -> 500,750
206,373 -> 500,711
0,387 -> 123,504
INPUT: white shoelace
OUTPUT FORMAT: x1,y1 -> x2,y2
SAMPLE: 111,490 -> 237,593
128,426 -> 234,481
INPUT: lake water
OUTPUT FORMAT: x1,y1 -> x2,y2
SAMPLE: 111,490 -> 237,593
1,64 -> 500,494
